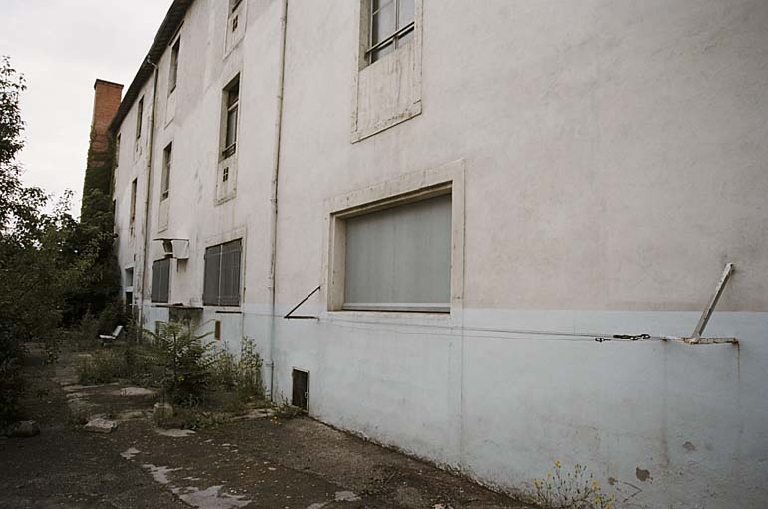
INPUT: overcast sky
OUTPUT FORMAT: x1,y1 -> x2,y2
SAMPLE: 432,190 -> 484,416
1,0 -> 173,213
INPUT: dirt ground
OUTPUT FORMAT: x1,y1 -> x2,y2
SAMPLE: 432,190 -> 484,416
0,346 -> 531,509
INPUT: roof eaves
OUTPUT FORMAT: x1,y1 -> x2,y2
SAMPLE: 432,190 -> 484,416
109,0 -> 194,134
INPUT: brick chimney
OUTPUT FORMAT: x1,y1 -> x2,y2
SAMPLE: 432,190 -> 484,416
81,79 -> 123,219
87,79 -> 123,169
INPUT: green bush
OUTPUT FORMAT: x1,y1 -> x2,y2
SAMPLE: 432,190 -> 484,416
146,322 -> 215,405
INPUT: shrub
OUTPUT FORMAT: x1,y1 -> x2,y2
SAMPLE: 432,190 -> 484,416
145,322 -> 215,405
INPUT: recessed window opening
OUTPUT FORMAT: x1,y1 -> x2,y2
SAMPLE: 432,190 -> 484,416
151,257 -> 171,303
168,38 -> 180,93
136,97 -> 144,140
130,178 -> 138,234
222,77 -> 240,159
342,193 -> 451,313
203,239 -> 242,306
161,143 -> 172,200
222,167 -> 229,182
367,0 -> 415,64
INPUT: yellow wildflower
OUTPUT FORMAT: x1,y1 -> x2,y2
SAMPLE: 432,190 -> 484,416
554,460 -> 561,468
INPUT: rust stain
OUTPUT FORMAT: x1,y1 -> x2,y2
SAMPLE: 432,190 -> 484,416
635,467 -> 651,482
683,441 -> 696,452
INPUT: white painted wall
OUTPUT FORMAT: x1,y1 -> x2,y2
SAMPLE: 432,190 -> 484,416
112,1 -> 768,507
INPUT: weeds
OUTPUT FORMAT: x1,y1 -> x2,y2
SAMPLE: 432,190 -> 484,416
530,461 -> 616,509
273,397 -> 303,420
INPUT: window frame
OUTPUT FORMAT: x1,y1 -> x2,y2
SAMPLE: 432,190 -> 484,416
325,160 -> 465,317
161,143 -> 172,201
203,238 -> 243,307
221,76 -> 240,160
168,37 -> 180,94
151,257 -> 171,303
129,178 -> 138,235
366,0 -> 415,65
135,97 -> 144,140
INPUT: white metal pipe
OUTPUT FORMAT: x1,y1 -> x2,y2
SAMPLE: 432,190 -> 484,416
267,0 -> 289,400
138,58 -> 159,338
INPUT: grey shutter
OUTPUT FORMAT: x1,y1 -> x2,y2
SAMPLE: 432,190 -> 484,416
151,258 -> 170,303
203,246 -> 221,305
344,194 -> 451,312
219,239 -> 241,306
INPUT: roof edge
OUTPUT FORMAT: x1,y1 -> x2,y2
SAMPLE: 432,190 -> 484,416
109,0 -> 194,134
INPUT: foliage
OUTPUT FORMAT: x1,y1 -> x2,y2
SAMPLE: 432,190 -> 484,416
145,322 -> 216,405
0,55 -> 122,424
211,336 -> 265,402
530,461 -> 616,509
273,397 -> 304,420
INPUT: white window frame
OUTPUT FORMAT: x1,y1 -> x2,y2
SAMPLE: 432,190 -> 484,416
168,37 -> 180,95
351,0 -> 423,142
324,160 -> 465,317
366,0 -> 416,66
161,143 -> 172,201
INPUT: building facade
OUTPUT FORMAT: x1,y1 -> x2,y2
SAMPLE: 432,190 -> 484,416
108,1 -> 768,507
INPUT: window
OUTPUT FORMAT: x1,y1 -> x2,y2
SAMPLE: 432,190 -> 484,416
367,0 -> 415,64
222,77 -> 240,159
203,239 -> 242,306
130,178 -> 138,234
136,97 -> 144,140
343,194 -> 451,312
151,258 -> 171,303
168,38 -> 180,94
115,133 -> 121,166
161,143 -> 172,200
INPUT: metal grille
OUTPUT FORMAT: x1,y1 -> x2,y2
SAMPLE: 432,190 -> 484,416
203,239 -> 242,306
151,258 -> 170,303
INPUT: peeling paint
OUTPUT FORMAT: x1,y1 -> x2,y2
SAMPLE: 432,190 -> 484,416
635,467 -> 651,482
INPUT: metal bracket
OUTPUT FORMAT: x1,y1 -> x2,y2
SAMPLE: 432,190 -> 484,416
691,263 -> 734,342
284,285 -> 321,320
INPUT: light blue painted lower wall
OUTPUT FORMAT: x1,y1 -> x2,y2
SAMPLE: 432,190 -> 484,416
141,303 -> 767,508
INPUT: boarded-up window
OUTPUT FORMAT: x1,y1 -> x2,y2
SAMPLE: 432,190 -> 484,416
203,239 -> 242,306
343,194 -> 451,312
151,258 -> 171,303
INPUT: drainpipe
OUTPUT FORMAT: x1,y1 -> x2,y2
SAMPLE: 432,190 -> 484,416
267,0 -> 289,400
138,57 -> 160,337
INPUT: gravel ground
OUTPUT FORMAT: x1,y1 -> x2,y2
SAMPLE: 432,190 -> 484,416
0,346 -> 530,509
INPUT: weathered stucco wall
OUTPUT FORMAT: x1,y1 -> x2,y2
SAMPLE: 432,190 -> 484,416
113,0 -> 768,507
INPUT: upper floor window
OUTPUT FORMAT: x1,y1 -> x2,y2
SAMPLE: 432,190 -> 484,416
222,76 -> 240,159
136,97 -> 144,140
168,38 -> 180,94
115,133 -> 121,166
130,178 -> 138,235
367,0 -> 415,64
161,143 -> 172,200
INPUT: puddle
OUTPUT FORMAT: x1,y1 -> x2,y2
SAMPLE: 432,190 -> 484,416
156,428 -> 196,437
172,485 -> 251,509
120,447 -> 140,460
335,491 -> 360,502
142,463 -> 182,485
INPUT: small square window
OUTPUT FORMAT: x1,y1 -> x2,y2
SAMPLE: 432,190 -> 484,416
222,167 -> 229,182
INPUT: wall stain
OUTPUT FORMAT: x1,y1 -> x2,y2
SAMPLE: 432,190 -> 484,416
683,441 -> 697,452
635,467 -> 651,482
